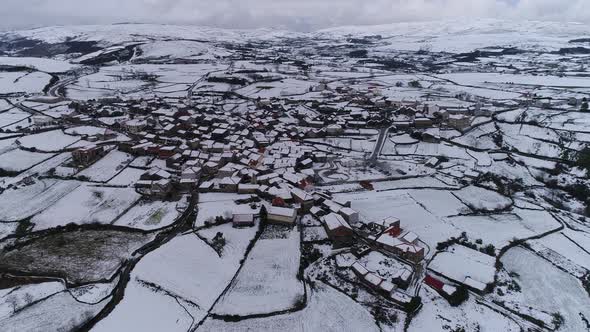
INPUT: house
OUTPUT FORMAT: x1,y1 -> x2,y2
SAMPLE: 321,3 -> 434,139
371,216 -> 400,233
414,117 -> 432,128
390,291 -> 413,305
181,167 -> 202,180
322,212 -> 354,247
158,146 -> 177,159
422,132 -> 440,143
463,276 -> 487,294
379,280 -> 397,295
233,213 -> 255,227
32,115 -> 56,128
326,124 -> 343,135
338,207 -> 359,224
140,168 -> 172,181
364,273 -> 383,289
351,262 -> 369,278
151,179 -> 173,198
238,184 -> 259,194
310,206 -> 327,219
447,114 -> 471,130
291,188 -> 314,212
267,206 -> 297,225
124,119 -> 148,134
375,232 -> 425,262
393,269 -> 413,289
219,176 -> 241,192
72,145 -> 104,165
135,179 -> 173,198
424,274 -> 444,291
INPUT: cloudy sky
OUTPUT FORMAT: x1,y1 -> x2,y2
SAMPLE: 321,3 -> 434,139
2,0 -> 589,31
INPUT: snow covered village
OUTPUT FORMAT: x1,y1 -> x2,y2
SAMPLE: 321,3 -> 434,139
0,19 -> 589,332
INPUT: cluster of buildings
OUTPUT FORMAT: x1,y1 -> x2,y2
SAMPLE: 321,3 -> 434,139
351,261 -> 414,306
358,217 -> 426,263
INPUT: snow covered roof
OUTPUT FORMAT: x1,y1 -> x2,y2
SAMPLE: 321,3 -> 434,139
323,212 -> 352,232
364,273 -> 382,287
464,276 -> 487,291
268,206 -> 297,218
351,262 -> 368,276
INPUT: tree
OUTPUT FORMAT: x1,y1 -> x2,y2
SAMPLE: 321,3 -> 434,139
259,205 -> 268,225
575,147 -> 590,176
582,100 -> 589,112
408,80 -> 422,88
446,286 -> 469,307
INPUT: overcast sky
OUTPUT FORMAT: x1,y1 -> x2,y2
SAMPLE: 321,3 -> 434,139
2,0 -> 589,32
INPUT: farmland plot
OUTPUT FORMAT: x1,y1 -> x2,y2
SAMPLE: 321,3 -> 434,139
0,291 -> 109,332
0,228 -> 153,284
31,184 -> 140,230
501,247 -> 590,332
409,286 -> 519,332
92,279 -> 199,332
77,150 -> 134,182
0,149 -> 54,173
17,130 -> 80,152
201,283 -> 380,332
114,200 -> 181,230
214,228 -> 304,316
0,178 -> 80,221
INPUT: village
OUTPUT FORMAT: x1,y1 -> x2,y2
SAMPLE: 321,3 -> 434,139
0,20 -> 589,332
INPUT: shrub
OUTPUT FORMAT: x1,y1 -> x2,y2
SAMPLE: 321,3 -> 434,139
446,286 -> 469,307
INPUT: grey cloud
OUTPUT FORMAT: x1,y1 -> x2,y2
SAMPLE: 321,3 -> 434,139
2,0 -> 589,32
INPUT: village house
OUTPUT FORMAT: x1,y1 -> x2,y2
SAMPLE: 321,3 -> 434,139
267,206 -> 297,225
135,179 -> 174,198
72,145 -> 105,166
322,212 -> 354,247
291,188 -> 314,212
219,176 -> 242,193
351,261 -> 369,278
375,230 -> 425,263
31,115 -> 57,128
447,114 -> 471,130
232,213 -> 255,227
124,118 -> 148,134
338,207 -> 359,224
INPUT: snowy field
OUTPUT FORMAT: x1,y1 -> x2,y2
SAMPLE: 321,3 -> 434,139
429,245 -> 496,285
0,72 -> 52,94
195,193 -> 260,227
77,150 -> 134,182
114,200 -> 181,230
214,228 -> 304,316
17,130 -> 80,152
0,179 -> 81,221
502,247 -> 590,332
30,184 -> 140,229
0,56 -> 79,73
202,283 -> 380,332
0,149 -> 53,173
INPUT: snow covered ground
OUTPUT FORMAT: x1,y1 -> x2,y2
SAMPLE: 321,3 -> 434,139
30,184 -> 140,229
202,283 -> 380,332
214,228 -> 304,316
